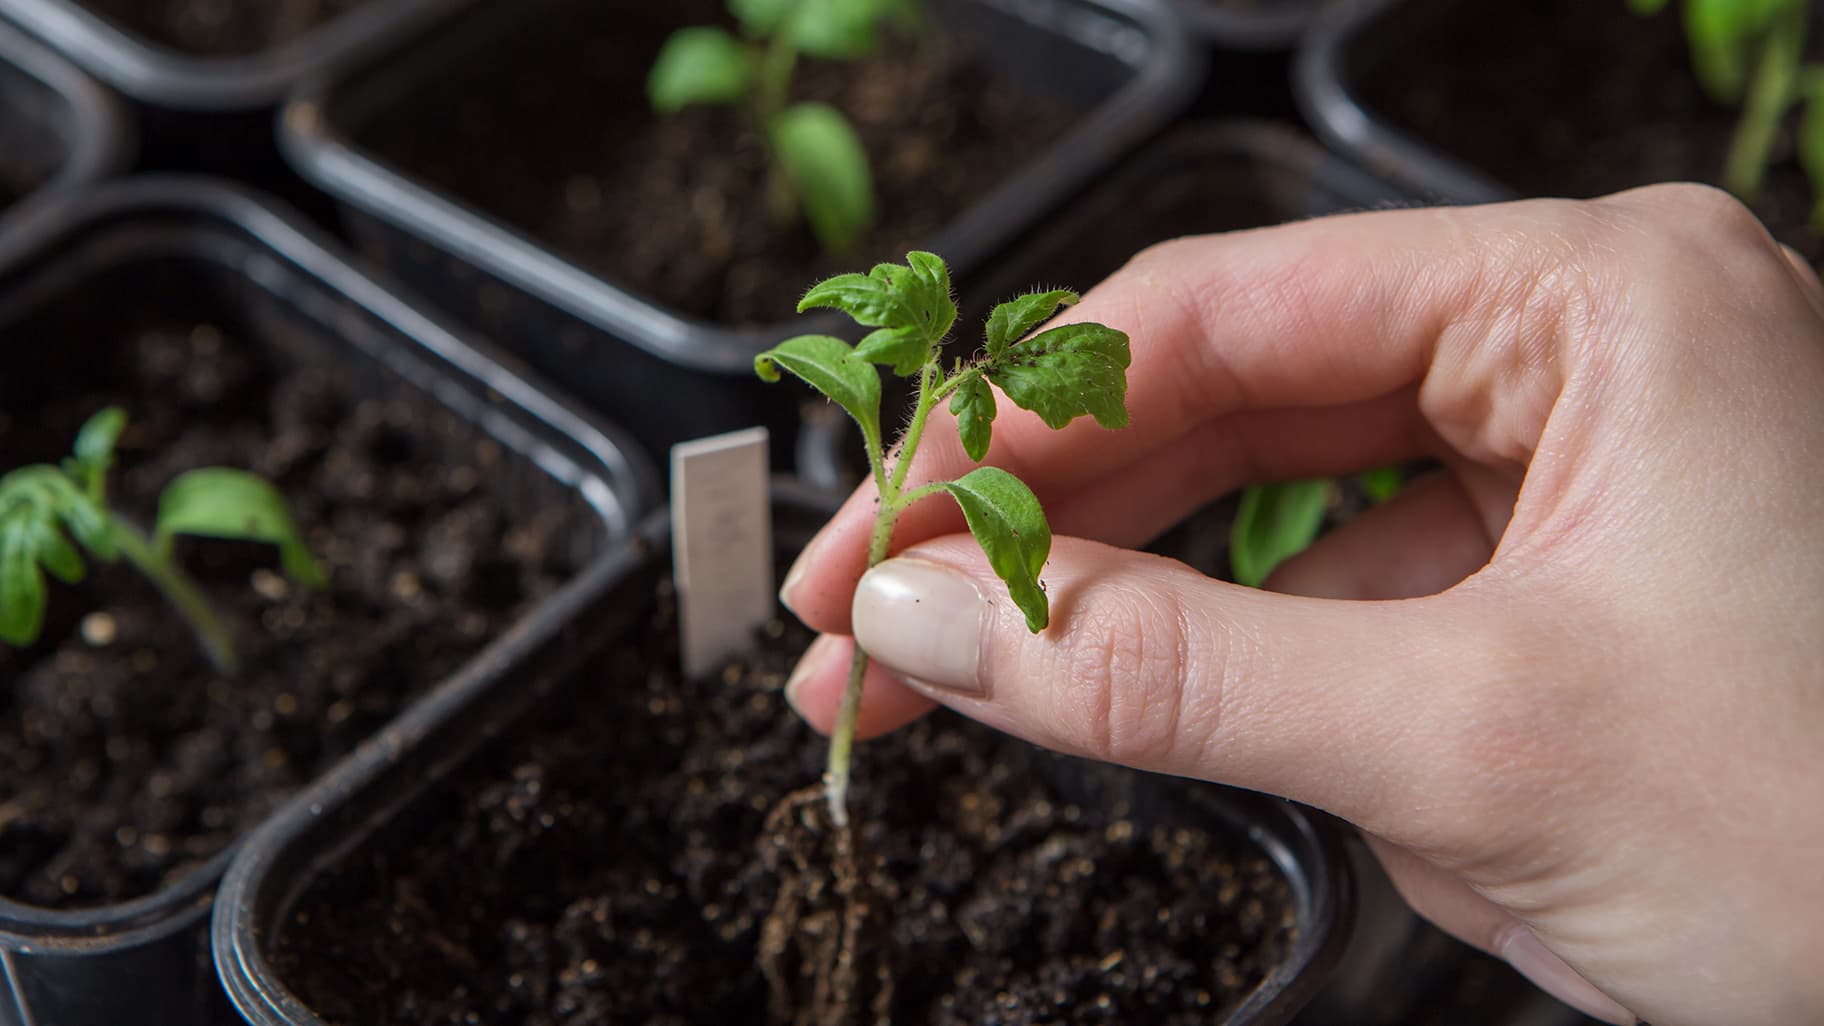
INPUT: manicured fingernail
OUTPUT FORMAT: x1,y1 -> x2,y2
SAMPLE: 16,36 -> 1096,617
779,530 -> 825,618
1501,929 -> 1634,1025
783,634 -> 835,717
851,558 -> 984,695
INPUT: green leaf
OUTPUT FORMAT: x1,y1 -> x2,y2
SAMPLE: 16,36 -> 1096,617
771,103 -> 875,255
854,326 -> 928,376
0,513 -> 48,646
66,406 -> 126,495
984,322 -> 1131,431
902,251 -> 957,342
24,518 -> 84,585
940,467 -> 1052,632
798,252 -> 955,364
1230,480 -> 1331,589
949,374 -> 997,462
800,270 -> 906,324
734,0 -> 908,58
156,469 -> 328,589
1358,465 -> 1404,504
648,28 -> 754,114
755,334 -> 883,453
985,289 -> 1078,357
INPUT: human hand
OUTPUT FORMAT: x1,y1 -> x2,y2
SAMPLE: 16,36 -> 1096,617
777,184 -> 1824,1026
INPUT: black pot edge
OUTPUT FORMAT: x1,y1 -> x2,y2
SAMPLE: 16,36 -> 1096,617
274,0 -> 1207,374
1178,0 -> 1323,50
214,480 -> 1355,1026
0,18 -> 132,221
0,175 -> 661,951
1293,0 -> 1514,205
0,0 -> 478,110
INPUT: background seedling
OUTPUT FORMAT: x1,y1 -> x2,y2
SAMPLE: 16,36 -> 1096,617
649,0 -> 917,253
1230,468 -> 1403,589
0,407 -> 327,675
756,252 -> 1130,825
1629,0 -> 1824,224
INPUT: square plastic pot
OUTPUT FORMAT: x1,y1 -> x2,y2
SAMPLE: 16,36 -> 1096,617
214,481 -> 1353,1026
0,19 -> 130,232
0,0 -> 476,111
277,0 -> 1203,473
0,177 -> 654,1026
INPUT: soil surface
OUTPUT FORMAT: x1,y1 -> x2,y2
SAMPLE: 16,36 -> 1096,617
0,262 -> 587,909
355,0 -> 1080,326
1356,0 -> 1824,259
274,590 -> 1298,1025
82,0 -> 371,57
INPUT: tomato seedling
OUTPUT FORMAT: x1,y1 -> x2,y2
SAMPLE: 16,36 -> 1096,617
0,407 -> 326,674
757,252 -> 1130,824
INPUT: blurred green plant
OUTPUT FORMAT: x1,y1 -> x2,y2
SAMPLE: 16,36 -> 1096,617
1229,468 -> 1403,589
649,0 -> 918,253
1630,0 -> 1824,225
0,407 -> 326,674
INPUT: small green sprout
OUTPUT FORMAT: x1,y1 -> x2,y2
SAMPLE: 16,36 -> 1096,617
1229,469 -> 1403,589
0,407 -> 327,675
1630,0 -> 1824,225
647,0 -> 917,253
757,252 -> 1131,824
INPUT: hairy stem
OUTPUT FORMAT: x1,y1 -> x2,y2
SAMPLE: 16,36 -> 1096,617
824,506 -> 898,827
1726,3 -> 1807,200
110,516 -> 239,676
825,360 -> 946,826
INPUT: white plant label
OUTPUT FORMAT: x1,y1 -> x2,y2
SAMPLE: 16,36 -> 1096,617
671,427 -> 774,678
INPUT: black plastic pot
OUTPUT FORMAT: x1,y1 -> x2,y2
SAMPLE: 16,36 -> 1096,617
277,0 -> 1202,474
1293,0 -> 1531,204
0,0 -> 474,111
0,19 -> 130,231
0,178 -> 654,1026
215,482 -> 1353,1026
1178,0 -> 1327,50
971,120 -> 1412,308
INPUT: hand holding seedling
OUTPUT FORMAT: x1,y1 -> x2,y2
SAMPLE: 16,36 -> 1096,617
780,188 -> 1824,1026
649,0 -> 916,252
0,407 -> 326,674
756,252 -> 1130,824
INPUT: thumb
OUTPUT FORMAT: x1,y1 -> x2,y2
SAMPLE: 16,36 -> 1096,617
850,535 -> 1488,828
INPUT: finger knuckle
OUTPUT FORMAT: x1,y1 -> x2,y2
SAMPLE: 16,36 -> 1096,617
1047,584 -> 1202,769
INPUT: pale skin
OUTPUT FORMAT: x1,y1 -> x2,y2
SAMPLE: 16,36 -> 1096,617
776,184 -> 1824,1026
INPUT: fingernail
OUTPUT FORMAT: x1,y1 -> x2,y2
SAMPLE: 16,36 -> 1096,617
782,634 -> 834,717
1501,929 -> 1634,1025
851,557 -> 984,695
779,531 -> 825,619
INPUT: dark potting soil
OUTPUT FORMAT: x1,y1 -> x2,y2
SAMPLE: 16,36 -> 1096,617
0,278 -> 586,909
80,0 -> 371,57
273,590 -> 1297,1026
355,0 -> 1079,326
1355,0 -> 1824,259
